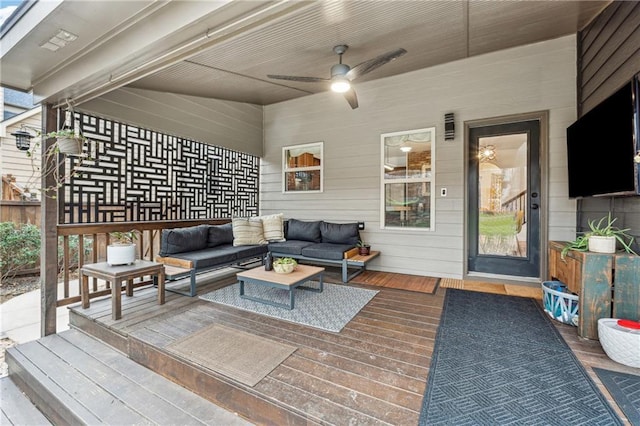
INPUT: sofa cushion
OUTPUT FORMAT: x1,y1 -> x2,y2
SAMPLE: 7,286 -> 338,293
320,222 -> 360,245
207,223 -> 234,248
234,244 -> 269,259
259,213 -> 285,242
161,244 -> 267,269
301,243 -> 355,261
286,219 -> 322,243
232,217 -> 267,246
159,225 -> 209,256
268,240 -> 316,256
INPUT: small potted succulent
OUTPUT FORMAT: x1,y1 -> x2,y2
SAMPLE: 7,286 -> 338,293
561,213 -> 636,259
272,257 -> 297,274
585,213 -> 636,254
107,231 -> 138,266
357,239 -> 371,256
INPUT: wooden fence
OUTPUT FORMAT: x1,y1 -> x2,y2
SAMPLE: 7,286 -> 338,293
0,200 -> 41,226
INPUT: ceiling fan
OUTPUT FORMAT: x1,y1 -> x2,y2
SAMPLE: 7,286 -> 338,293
267,45 -> 407,109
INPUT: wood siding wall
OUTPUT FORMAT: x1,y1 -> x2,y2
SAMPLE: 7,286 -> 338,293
0,108 -> 42,198
577,2 -> 640,252
78,87 -> 264,157
262,36 -> 578,279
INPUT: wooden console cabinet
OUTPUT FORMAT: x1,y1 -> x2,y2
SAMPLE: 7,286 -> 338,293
548,241 -> 613,340
548,241 -> 640,339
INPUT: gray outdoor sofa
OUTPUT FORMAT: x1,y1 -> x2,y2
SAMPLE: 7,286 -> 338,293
268,219 -> 378,282
156,219 -> 379,297
156,223 -> 268,296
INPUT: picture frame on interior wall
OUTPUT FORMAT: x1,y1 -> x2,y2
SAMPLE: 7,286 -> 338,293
282,142 -> 323,193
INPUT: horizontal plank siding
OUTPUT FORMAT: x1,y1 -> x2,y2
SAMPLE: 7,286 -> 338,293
262,35 -> 579,279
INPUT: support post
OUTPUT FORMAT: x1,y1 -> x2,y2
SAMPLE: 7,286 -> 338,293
41,104 -> 58,336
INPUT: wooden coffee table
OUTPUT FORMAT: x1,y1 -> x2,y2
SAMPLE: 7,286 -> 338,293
236,264 -> 324,310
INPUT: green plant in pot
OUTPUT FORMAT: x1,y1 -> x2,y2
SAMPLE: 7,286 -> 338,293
107,231 -> 138,266
44,129 -> 87,156
24,129 -> 94,199
562,213 -> 636,259
272,257 -> 297,274
357,239 -> 371,256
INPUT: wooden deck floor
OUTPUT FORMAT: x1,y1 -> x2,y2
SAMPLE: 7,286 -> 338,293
68,268 -> 638,425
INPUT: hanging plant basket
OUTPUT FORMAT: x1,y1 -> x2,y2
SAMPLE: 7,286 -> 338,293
56,136 -> 83,155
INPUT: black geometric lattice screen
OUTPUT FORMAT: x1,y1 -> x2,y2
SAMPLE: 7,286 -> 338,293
63,112 -> 259,224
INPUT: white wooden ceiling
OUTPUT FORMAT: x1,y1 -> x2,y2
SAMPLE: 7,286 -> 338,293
0,0 -> 609,106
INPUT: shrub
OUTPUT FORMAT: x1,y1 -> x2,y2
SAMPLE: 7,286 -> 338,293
0,222 -> 41,281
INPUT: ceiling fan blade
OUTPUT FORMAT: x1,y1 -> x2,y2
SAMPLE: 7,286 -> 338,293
346,48 -> 407,80
266,74 -> 329,83
343,88 -> 358,109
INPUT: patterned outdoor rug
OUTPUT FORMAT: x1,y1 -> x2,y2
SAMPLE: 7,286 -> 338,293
419,289 -> 622,425
594,368 -> 640,425
199,282 -> 378,333
349,270 -> 440,294
166,323 -> 296,387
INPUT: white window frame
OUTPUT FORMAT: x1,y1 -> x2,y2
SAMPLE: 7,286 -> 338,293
380,127 -> 436,231
282,141 -> 323,193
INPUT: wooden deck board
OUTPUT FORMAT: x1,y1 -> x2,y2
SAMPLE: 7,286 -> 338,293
70,276 -> 439,425
66,272 -> 637,425
0,377 -> 52,426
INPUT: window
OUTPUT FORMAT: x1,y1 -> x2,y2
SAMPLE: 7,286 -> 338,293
283,142 -> 323,193
381,128 -> 435,230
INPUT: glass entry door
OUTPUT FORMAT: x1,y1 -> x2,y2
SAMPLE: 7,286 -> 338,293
468,120 -> 540,278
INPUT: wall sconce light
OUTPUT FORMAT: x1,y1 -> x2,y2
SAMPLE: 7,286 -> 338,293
634,151 -> 640,164
11,128 -> 34,151
444,112 -> 455,141
478,145 -> 496,162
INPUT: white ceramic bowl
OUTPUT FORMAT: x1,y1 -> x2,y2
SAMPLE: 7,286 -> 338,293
273,262 -> 296,274
598,318 -> 640,368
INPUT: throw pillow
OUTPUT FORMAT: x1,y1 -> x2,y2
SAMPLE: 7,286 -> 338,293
259,213 -> 285,242
232,217 -> 267,246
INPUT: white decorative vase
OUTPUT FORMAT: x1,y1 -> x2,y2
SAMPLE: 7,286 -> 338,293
107,244 -> 136,266
588,236 -> 616,253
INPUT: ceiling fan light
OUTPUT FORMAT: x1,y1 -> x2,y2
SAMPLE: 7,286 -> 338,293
331,78 -> 350,93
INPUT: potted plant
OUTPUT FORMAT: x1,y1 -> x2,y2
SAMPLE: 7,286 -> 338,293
107,231 -> 138,266
586,213 -> 636,254
24,130 -> 95,199
44,129 -> 87,156
562,213 -> 636,259
272,257 -> 297,274
357,239 -> 371,256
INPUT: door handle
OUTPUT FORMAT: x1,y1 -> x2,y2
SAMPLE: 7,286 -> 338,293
531,203 -> 539,210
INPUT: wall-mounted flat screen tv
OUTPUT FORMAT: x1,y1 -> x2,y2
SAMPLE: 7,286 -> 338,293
566,77 -> 639,198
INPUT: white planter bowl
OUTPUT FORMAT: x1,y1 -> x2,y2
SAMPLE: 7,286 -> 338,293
107,244 -> 136,266
598,318 -> 640,368
273,262 -> 296,274
588,235 -> 616,253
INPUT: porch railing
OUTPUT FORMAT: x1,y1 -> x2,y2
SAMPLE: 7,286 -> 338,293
55,219 -> 229,307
